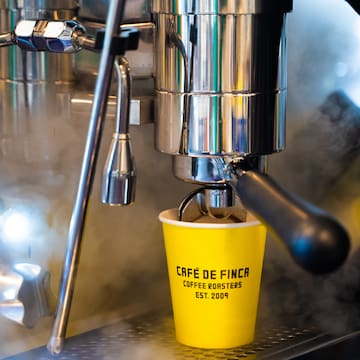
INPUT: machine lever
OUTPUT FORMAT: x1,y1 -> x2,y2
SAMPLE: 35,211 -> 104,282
228,163 -> 350,274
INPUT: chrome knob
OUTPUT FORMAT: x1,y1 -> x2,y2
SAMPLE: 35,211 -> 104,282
14,20 -> 85,53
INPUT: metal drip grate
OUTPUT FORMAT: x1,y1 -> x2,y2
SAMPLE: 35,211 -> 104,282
6,313 -> 327,360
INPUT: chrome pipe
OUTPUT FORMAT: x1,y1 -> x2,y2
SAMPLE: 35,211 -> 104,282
5,0 -> 78,9
79,0 -> 150,22
72,33 -> 97,51
47,0 -> 127,355
115,57 -> 131,135
102,57 -> 136,206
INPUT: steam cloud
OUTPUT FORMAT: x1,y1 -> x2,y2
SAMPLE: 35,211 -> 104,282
260,0 -> 360,337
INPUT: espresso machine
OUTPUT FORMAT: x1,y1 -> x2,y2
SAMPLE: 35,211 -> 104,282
0,0 -> 359,358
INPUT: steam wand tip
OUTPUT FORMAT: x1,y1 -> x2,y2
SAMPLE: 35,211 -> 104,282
101,133 -> 136,206
47,336 -> 64,356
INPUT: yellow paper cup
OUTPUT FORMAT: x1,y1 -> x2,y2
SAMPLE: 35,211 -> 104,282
159,209 -> 266,349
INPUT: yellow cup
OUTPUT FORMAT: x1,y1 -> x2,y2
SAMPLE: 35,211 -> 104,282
159,209 -> 266,349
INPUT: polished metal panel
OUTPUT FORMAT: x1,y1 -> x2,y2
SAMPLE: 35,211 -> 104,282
0,79 -> 72,166
2,0 -> 78,18
71,94 -> 154,125
152,0 -> 293,15
1,1 -> 78,22
79,0 -> 150,22
5,0 -> 78,9
156,91 -> 287,155
153,0 -> 290,157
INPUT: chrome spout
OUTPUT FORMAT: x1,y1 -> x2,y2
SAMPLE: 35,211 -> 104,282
101,134 -> 136,205
102,57 -> 136,206
0,263 -> 54,328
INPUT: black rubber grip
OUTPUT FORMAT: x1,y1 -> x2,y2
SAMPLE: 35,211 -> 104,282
229,169 -> 350,274
346,0 -> 360,15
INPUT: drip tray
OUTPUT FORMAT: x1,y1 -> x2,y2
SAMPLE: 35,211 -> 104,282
5,312 -> 337,360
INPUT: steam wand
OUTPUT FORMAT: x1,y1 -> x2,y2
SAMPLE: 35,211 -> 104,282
47,0 -> 128,355
102,56 -> 136,205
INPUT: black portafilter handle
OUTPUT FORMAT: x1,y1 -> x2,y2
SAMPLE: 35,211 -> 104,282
346,0 -> 360,15
227,162 -> 350,274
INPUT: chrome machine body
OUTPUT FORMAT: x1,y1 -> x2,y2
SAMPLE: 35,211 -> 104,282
153,0 -> 288,159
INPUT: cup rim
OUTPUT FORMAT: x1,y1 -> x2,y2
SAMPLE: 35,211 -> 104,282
159,208 -> 261,229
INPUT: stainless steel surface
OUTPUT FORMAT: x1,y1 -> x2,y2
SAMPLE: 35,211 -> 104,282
71,93 -> 154,125
0,80 -> 73,165
173,156 -> 229,184
152,0 -> 292,15
153,0 -> 290,157
156,92 -> 287,156
4,311 -> 334,360
172,155 -> 267,184
0,263 -> 53,328
47,0 -> 127,355
79,0 -> 150,22
102,57 -> 136,206
1,0 -> 79,19
0,49 -> 75,83
4,0 -> 78,9
0,1 -> 78,16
